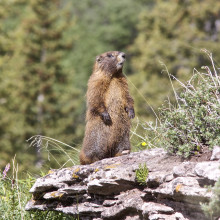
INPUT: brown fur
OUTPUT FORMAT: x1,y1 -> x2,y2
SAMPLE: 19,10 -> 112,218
80,51 -> 135,165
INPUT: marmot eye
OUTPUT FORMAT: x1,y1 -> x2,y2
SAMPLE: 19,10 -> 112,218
107,54 -> 113,58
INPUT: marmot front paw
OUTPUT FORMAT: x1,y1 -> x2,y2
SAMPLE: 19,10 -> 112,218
101,111 -> 112,125
125,107 -> 135,119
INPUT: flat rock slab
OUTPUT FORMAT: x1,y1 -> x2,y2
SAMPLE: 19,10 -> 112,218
25,148 -> 219,220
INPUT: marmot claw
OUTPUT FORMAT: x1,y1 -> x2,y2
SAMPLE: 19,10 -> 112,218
125,107 -> 135,119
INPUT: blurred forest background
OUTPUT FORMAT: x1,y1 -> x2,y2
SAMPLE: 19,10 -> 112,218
0,0 -> 220,175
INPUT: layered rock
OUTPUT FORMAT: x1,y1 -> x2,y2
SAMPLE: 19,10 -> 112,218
25,148 -> 220,220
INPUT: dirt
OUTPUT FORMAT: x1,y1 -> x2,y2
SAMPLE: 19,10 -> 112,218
187,147 -> 212,162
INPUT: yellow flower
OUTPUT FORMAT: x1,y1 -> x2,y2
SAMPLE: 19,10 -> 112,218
141,142 -> 147,146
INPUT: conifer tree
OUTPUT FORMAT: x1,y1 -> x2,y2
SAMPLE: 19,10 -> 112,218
0,0 -> 26,168
130,0 -> 220,120
67,0 -> 146,87
16,0 -> 81,170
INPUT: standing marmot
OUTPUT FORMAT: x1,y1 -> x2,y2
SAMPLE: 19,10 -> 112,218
80,51 -> 135,165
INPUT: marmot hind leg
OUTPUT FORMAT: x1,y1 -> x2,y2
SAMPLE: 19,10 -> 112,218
79,150 -> 93,165
80,135 -> 109,165
114,133 -> 131,157
79,149 -> 102,165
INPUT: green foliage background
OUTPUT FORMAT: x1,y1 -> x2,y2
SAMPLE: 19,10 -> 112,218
0,0 -> 220,175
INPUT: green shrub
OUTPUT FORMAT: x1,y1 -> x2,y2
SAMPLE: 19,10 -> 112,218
158,52 -> 220,157
201,176 -> 220,220
132,51 -> 220,157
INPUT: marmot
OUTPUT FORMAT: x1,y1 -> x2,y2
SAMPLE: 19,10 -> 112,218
80,51 -> 135,165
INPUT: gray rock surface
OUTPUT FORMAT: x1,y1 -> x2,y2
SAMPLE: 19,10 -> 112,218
25,148 -> 220,220
210,146 -> 220,161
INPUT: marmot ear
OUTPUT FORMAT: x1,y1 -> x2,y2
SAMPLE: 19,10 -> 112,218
96,56 -> 102,62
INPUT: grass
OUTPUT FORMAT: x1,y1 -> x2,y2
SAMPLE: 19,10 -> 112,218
27,135 -> 80,168
0,157 -> 77,220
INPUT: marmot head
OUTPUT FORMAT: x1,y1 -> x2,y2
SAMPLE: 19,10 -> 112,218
94,51 -> 126,75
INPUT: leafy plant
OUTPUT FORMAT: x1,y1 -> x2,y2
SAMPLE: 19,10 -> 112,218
158,51 -> 220,157
133,51 -> 220,158
135,163 -> 149,186
201,176 -> 220,220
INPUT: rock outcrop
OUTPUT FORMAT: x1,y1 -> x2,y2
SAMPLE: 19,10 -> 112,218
25,148 -> 220,220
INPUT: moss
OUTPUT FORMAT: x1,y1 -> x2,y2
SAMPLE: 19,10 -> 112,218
50,192 -> 64,199
104,163 -> 120,170
72,174 -> 79,179
94,168 -> 99,172
175,183 -> 183,193
74,168 -> 80,173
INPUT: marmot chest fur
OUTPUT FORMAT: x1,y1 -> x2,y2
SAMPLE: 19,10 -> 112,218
80,51 -> 135,165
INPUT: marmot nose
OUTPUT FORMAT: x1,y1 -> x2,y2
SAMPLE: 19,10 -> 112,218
120,52 -> 126,59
